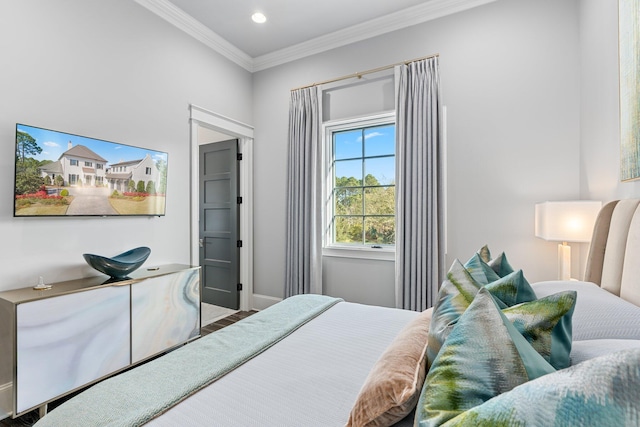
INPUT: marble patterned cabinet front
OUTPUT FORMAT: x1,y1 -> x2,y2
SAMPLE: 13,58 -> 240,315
0,264 -> 200,420
131,268 -> 200,363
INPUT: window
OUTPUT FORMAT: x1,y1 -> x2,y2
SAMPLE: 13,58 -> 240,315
97,163 -> 103,170
325,114 -> 396,251
68,174 -> 78,185
84,161 -> 92,167
145,167 -> 152,175
70,159 -> 78,166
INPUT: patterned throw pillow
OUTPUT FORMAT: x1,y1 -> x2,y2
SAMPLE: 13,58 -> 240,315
463,253 -> 501,285
415,288 -> 556,427
441,349 -> 640,427
503,291 -> 577,369
475,244 -> 517,278
465,249 -> 536,304
426,259 -> 537,367
488,251 -> 515,277
476,244 -> 491,263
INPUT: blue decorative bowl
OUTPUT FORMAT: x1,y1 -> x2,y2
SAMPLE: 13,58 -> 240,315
83,247 -> 151,279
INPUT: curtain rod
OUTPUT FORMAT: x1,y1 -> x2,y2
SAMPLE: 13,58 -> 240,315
290,53 -> 439,92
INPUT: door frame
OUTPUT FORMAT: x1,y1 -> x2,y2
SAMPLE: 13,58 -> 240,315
189,104 -> 254,312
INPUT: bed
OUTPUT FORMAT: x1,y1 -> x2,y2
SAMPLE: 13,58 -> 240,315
34,199 -> 640,427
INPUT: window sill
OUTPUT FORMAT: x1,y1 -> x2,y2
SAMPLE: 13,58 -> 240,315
323,246 -> 395,261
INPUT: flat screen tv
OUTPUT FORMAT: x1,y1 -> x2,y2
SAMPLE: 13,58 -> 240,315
14,123 -> 168,217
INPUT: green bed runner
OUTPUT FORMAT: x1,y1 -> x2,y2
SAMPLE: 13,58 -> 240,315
34,294 -> 343,427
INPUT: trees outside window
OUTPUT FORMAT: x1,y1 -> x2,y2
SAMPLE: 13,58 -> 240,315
326,115 -> 395,248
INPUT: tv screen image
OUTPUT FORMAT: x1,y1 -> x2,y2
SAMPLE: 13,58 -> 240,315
14,124 -> 168,217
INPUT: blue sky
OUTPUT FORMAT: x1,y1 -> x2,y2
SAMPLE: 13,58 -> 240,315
334,124 -> 395,185
17,124 -> 168,166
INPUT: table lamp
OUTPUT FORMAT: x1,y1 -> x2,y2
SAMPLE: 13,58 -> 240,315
535,200 -> 601,280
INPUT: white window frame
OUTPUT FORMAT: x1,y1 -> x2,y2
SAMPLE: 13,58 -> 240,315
322,112 -> 396,261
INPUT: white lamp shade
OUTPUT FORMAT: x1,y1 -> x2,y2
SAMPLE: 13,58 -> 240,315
535,201 -> 602,243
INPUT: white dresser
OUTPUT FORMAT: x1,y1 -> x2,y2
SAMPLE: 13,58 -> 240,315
0,264 -> 200,420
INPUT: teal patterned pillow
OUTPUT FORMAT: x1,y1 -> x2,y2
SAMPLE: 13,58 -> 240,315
475,245 -> 518,279
478,246 -> 573,368
477,245 -> 491,263
442,348 -> 640,427
465,250 -> 536,303
487,251 -> 515,277
484,269 -> 536,307
426,260 -> 487,366
503,291 -> 577,369
416,288 -> 556,427
463,253 -> 500,285
426,260 -> 536,367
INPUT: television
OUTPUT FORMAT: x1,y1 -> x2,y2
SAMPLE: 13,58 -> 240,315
14,123 -> 168,217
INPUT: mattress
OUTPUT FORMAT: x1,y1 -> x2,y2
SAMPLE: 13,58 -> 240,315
146,301 -> 419,426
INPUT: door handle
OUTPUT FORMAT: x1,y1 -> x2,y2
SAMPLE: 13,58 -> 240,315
199,238 -> 204,248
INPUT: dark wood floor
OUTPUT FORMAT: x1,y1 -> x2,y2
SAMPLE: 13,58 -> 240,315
201,310 -> 258,336
0,310 -> 258,426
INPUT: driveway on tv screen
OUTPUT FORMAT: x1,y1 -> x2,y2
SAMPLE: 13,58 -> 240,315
66,187 -> 117,216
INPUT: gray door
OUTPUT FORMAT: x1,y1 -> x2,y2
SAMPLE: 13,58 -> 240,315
199,139 -> 240,309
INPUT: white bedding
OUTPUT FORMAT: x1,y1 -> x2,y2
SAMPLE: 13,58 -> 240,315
147,282 -> 640,425
146,301 -> 419,426
570,339 -> 640,365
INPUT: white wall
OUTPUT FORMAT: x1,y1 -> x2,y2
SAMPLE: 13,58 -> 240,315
0,0 -> 252,290
0,0 -> 599,304
252,0 -> 582,306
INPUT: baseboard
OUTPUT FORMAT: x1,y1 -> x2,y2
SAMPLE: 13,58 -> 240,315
251,294 -> 282,311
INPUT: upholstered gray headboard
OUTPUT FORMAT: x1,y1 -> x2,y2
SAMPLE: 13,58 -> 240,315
585,199 -> 640,307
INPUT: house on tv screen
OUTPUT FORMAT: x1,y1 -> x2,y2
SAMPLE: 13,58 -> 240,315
39,141 -> 159,192
106,155 -> 160,193
39,142 -> 107,187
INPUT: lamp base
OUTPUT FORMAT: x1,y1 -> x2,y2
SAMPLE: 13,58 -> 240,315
558,242 -> 571,281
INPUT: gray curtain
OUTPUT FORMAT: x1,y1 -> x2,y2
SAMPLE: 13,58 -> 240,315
395,57 -> 444,311
284,87 -> 323,297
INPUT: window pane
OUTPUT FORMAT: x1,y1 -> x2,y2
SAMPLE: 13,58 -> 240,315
335,159 -> 362,186
364,157 -> 394,185
335,188 -> 362,215
365,186 -> 395,215
328,119 -> 396,249
364,125 -> 395,157
334,129 -> 362,160
365,216 -> 395,245
335,216 -> 363,244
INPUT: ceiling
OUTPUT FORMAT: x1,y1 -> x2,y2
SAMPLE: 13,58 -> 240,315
168,0 -> 430,58
135,0 -> 496,72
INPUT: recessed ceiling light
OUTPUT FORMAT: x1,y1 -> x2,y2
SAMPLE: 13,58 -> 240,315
251,12 -> 267,24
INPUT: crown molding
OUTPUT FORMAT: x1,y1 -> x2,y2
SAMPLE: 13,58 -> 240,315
134,0 -> 254,71
252,0 -> 496,71
136,0 -> 496,73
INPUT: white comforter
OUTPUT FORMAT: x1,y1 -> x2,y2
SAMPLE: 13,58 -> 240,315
146,301 -> 419,426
